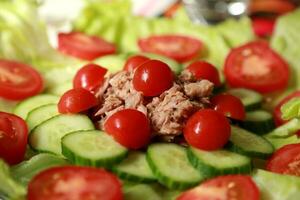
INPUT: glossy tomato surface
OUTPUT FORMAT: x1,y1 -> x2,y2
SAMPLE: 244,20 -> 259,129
58,32 -> 116,60
266,143 -> 300,176
224,41 -> 289,93
138,35 -> 203,63
252,18 -> 275,37
133,59 -> 174,97
58,88 -> 97,114
177,175 -> 259,200
28,166 -> 123,200
183,109 -> 231,150
0,60 -> 43,100
123,55 -> 150,71
104,109 -> 151,149
0,112 -> 28,165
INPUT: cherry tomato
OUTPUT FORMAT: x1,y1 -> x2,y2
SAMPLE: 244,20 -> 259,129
28,166 -> 123,200
73,63 -> 107,92
123,55 -> 150,71
224,41 -> 289,93
133,60 -> 174,97
58,88 -> 98,114
58,32 -> 116,60
211,94 -> 246,121
183,109 -> 231,150
177,175 -> 259,200
266,143 -> 300,176
0,112 -> 28,165
252,18 -> 275,38
250,0 -> 295,15
0,60 -> 43,100
186,61 -> 221,87
104,109 -> 151,149
138,35 -> 203,63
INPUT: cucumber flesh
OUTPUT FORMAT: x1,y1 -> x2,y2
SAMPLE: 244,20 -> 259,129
228,88 -> 263,111
187,147 -> 252,178
112,151 -> 156,183
29,114 -> 94,155
146,143 -> 204,190
47,81 -> 72,96
62,130 -> 128,167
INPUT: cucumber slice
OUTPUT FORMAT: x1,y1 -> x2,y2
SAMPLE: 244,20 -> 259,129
112,151 -> 156,183
26,104 -> 59,132
94,54 -> 126,73
29,114 -> 94,155
227,126 -> 274,159
47,81 -> 72,96
146,143 -> 204,190
13,94 -> 59,119
62,130 -> 128,167
241,110 -> 275,135
187,147 -> 252,178
228,88 -> 263,111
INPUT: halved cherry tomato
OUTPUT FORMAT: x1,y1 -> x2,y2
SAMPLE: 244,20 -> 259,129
58,32 -> 116,60
73,63 -> 107,92
211,94 -> 246,121
123,55 -> 150,71
138,35 -> 203,63
252,18 -> 275,37
224,41 -> 289,93
250,0 -> 295,15
177,175 -> 259,200
28,166 -> 123,200
0,112 -> 28,165
186,61 -> 221,87
58,88 -> 97,114
133,59 -> 174,97
183,109 -> 231,150
0,60 -> 43,100
104,109 -> 151,149
266,143 -> 300,176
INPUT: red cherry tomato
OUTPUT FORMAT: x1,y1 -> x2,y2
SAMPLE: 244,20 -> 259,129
133,60 -> 174,97
138,35 -> 203,63
0,112 -> 28,165
250,0 -> 295,15
28,166 -> 123,200
0,60 -> 43,100
58,88 -> 98,114
266,143 -> 300,176
224,41 -> 289,93
177,175 -> 259,200
104,109 -> 151,149
186,61 -> 221,87
58,32 -> 116,60
211,94 -> 246,121
252,18 -> 275,37
73,63 -> 107,92
183,109 -> 231,150
123,55 -> 150,71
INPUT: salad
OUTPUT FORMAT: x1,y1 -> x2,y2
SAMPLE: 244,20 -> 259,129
1,0 -> 300,200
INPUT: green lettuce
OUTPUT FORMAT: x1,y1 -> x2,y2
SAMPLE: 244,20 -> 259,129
280,97 -> 300,120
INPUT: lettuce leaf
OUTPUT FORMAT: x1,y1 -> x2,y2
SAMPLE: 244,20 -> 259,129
280,97 -> 300,120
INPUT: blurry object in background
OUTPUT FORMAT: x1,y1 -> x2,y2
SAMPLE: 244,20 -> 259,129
132,0 -> 179,17
252,18 -> 275,37
250,0 -> 296,16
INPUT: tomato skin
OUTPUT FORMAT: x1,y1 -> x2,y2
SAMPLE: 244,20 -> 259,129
250,0 -> 295,15
252,18 -> 275,37
266,143 -> 300,176
133,60 -> 174,97
224,41 -> 289,93
73,63 -> 107,92
186,61 -> 221,87
138,35 -> 203,63
211,94 -> 246,121
0,60 -> 43,100
104,109 -> 151,149
58,88 -> 98,114
0,112 -> 28,165
183,109 -> 231,151
177,175 -> 259,200
28,166 -> 123,200
123,55 -> 150,71
58,32 -> 116,60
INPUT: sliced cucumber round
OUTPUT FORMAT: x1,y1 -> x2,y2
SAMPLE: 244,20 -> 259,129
187,147 -> 252,178
227,126 -> 274,159
62,130 -> 128,167
228,88 -> 263,111
112,151 -> 156,183
146,143 -> 204,190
